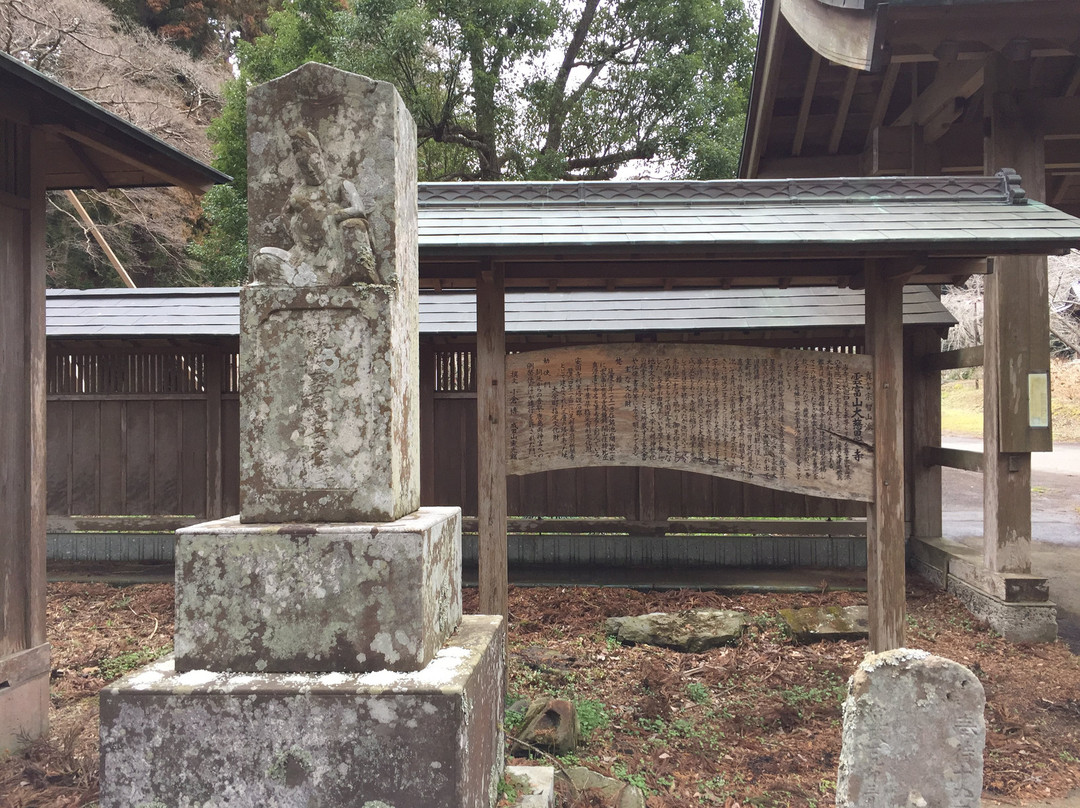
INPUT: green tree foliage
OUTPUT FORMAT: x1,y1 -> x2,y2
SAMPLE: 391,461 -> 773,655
193,0 -> 756,283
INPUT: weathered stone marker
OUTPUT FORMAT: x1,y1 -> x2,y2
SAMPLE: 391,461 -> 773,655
836,649 -> 985,808
100,63 -> 506,807
241,63 -> 419,524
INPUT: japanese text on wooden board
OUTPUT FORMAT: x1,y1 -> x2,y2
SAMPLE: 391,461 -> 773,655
505,343 -> 874,501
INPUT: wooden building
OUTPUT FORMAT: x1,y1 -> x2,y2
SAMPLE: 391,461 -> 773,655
0,51 -> 226,752
44,283 -> 954,555
740,0 -> 1080,638
408,177 -> 1080,649
37,175 -> 1080,654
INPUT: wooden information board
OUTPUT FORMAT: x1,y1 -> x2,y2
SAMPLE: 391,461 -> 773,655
506,343 -> 875,501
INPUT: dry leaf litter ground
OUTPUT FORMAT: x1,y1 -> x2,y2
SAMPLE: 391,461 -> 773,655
2,579 -> 1079,807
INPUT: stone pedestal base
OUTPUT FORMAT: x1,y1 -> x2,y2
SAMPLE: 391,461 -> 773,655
909,537 -> 1057,643
175,508 -> 461,672
100,615 -> 504,808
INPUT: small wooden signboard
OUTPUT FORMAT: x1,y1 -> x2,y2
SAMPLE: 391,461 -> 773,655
506,343 -> 875,502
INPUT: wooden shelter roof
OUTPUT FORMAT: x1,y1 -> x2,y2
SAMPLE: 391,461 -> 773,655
0,51 -> 229,195
45,285 -> 954,339
739,0 -> 1080,215
416,174 -> 1080,289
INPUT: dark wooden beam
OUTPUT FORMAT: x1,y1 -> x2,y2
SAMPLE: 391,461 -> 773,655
476,263 -> 508,618
865,259 -> 907,652
922,345 -> 984,372
924,446 -> 984,473
891,60 -> 984,130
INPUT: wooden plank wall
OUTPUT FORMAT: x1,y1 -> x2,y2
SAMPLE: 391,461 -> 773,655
46,343 -> 238,521
46,341 -> 863,523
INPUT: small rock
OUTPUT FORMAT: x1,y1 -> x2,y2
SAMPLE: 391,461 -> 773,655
507,698 -> 531,717
556,766 -> 645,808
605,610 -> 745,652
779,605 -> 869,642
518,645 -> 575,671
512,698 -> 579,756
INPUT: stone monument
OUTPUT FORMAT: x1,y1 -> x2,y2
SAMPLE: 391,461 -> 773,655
836,649 -> 985,808
99,63 -> 506,807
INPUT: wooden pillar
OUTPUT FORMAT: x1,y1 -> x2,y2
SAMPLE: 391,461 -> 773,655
909,329 -> 943,538
866,261 -> 907,652
477,264 -> 507,618
0,121 -> 50,753
419,341 -> 435,505
205,346 -> 224,520
982,54 -> 1049,573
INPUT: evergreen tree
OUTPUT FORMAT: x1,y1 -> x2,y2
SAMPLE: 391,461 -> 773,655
193,0 -> 756,284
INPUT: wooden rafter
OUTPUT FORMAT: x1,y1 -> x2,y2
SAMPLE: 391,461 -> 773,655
793,52 -> 822,157
58,134 -> 109,192
892,60 -> 984,129
829,70 -> 859,155
42,124 -> 211,195
865,62 -> 901,150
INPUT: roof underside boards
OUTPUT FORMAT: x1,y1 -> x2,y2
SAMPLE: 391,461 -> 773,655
415,177 -> 1080,268
739,0 -> 1080,216
45,285 -> 955,339
0,51 -> 229,194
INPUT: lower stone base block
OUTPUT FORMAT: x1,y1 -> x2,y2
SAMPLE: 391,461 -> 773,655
947,577 -> 1057,643
100,615 -> 505,808
909,537 -> 1057,643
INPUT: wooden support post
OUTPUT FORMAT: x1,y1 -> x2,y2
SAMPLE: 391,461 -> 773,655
866,261 -> 907,652
419,341 -> 435,505
0,121 -> 50,753
909,330 -> 943,539
982,54 -> 1049,573
204,346 -> 223,520
477,264 -> 508,618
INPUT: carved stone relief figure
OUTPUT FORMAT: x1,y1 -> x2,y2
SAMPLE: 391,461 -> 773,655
250,127 -> 380,287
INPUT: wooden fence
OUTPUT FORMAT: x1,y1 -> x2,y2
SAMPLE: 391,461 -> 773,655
46,342 -> 861,528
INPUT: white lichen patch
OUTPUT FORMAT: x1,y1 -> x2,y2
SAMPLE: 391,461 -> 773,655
368,699 -> 397,724
174,669 -> 223,687
410,646 -> 472,687
859,648 -> 931,673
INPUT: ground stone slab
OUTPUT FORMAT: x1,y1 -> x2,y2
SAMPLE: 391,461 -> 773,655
836,648 -> 985,808
174,508 -> 461,673
778,605 -> 868,642
605,610 -> 745,652
506,766 -> 555,808
100,615 -> 504,808
556,766 -> 645,808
